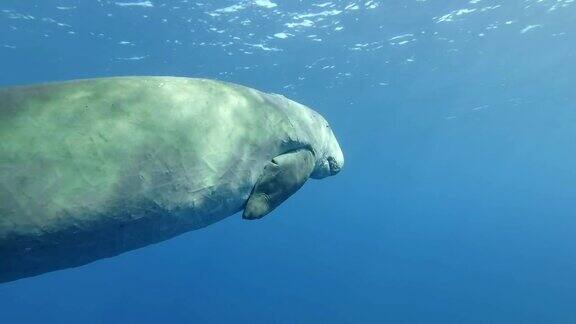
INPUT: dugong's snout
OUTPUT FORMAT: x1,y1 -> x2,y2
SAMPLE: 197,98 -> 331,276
328,156 -> 342,175
327,139 -> 344,176
311,127 -> 344,179
311,152 -> 343,179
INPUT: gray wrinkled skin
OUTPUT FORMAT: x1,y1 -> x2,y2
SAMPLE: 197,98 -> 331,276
0,76 -> 344,283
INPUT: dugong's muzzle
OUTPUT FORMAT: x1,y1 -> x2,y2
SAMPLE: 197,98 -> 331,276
311,154 -> 343,179
328,156 -> 342,175
311,131 -> 344,179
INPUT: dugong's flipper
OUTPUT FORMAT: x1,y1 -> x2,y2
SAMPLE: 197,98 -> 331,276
243,149 -> 316,220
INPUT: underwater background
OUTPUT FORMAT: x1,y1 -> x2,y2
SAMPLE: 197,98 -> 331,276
1,0 -> 575,323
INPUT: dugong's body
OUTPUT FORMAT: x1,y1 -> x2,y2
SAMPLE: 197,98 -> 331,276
0,77 -> 343,283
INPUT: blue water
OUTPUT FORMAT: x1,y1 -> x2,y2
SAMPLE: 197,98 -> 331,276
1,1 -> 576,323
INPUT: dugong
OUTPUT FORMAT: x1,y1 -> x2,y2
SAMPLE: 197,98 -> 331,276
0,76 -> 344,283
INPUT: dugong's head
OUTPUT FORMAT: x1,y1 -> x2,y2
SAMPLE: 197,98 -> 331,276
268,93 -> 344,179
243,92 -> 344,220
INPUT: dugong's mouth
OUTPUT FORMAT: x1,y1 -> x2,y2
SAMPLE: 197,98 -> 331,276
311,156 -> 342,179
